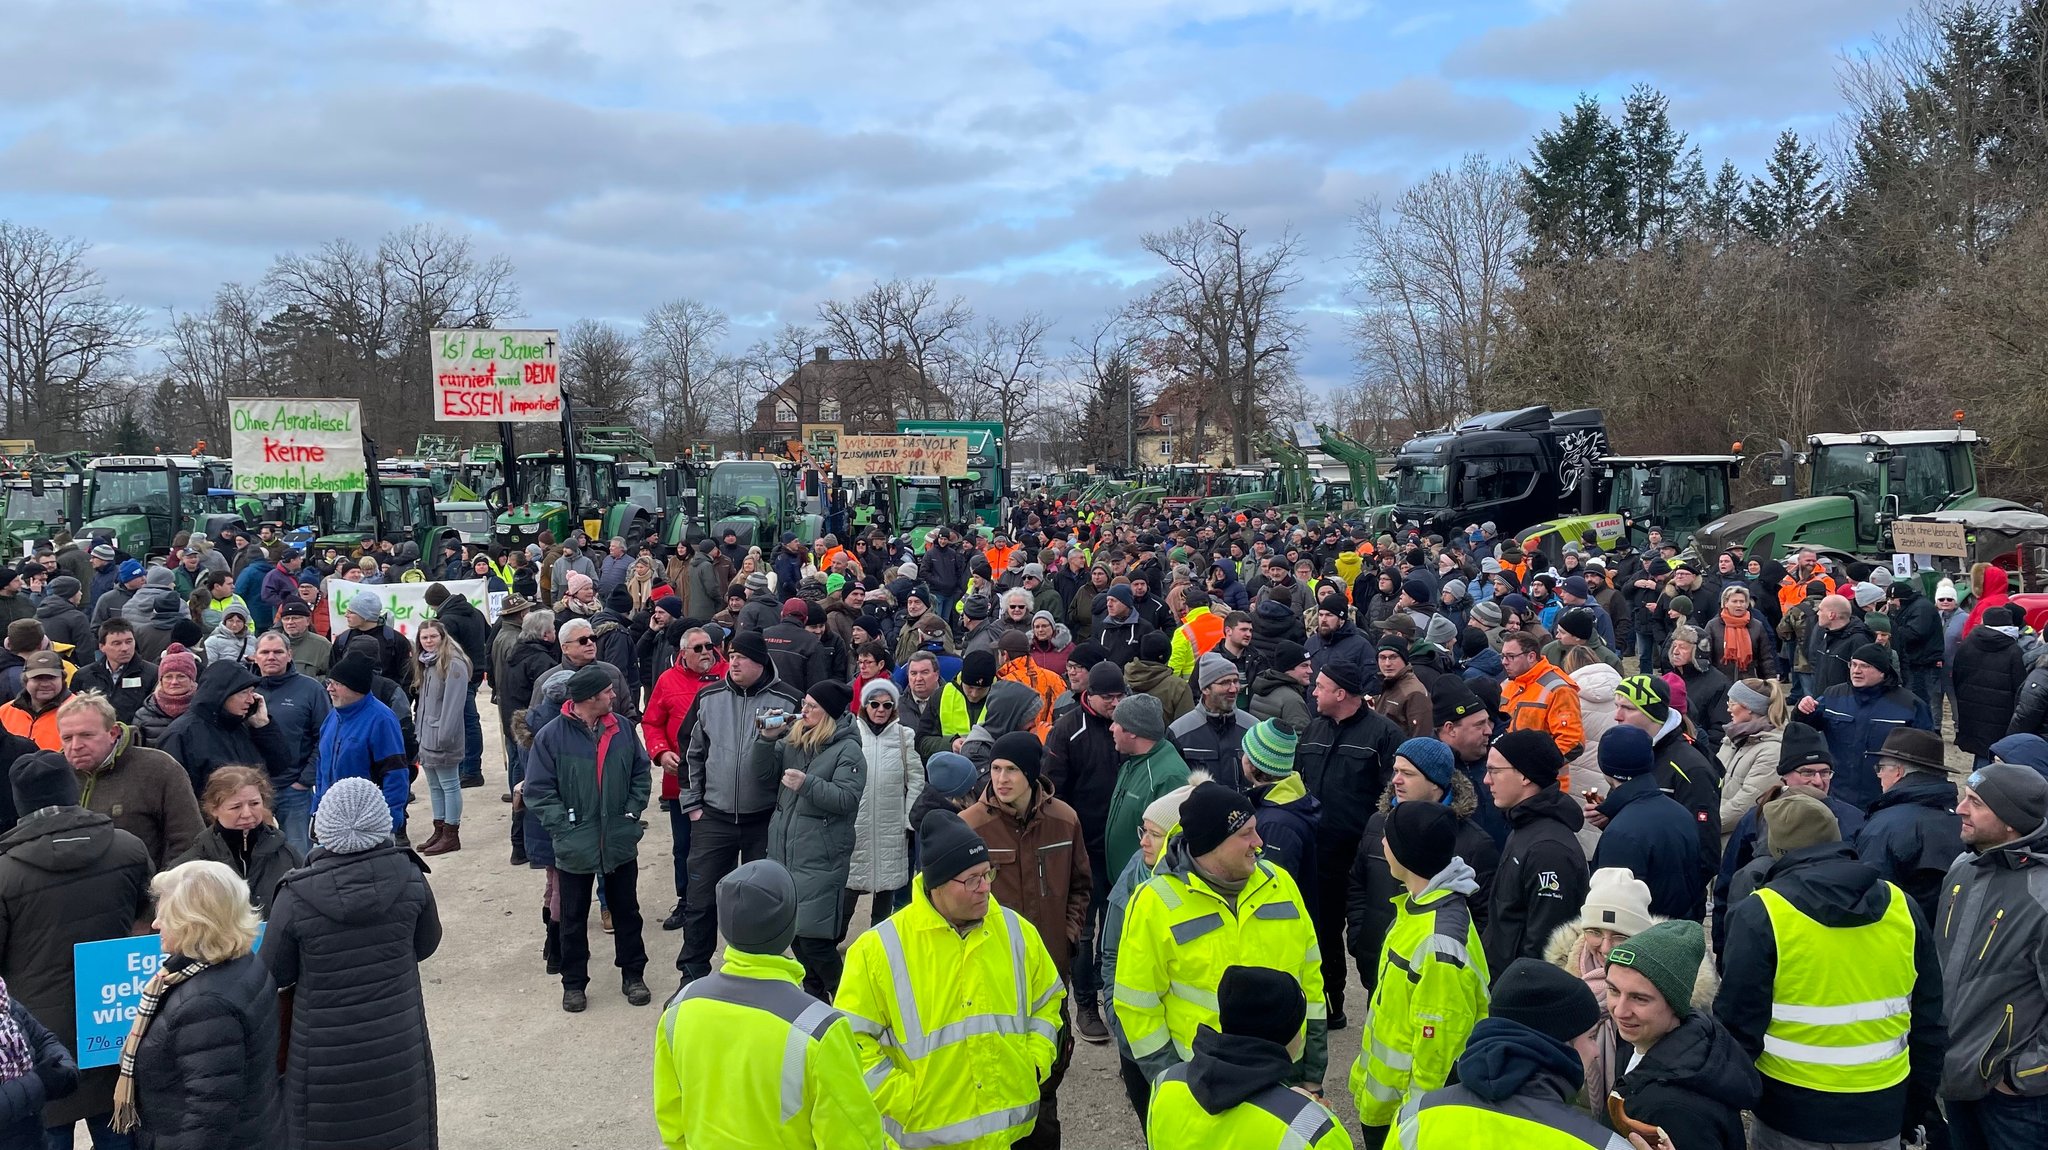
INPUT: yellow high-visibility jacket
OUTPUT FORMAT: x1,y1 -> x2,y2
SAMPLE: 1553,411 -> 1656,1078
1112,838 -> 1328,1089
835,879 -> 1064,1150
653,948 -> 884,1149
1146,1062 -> 1354,1149
1350,860 -> 1491,1129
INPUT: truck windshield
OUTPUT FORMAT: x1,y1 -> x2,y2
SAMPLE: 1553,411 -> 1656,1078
708,466 -> 780,520
897,483 -> 948,526
1810,447 -> 1881,502
1395,464 -> 1450,508
88,469 -> 173,518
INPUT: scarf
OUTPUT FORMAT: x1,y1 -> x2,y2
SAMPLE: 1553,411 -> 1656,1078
1718,607 -> 1755,672
0,977 -> 34,1080
111,955 -> 213,1132
153,682 -> 194,720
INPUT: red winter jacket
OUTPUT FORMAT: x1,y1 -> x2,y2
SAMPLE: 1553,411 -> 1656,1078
642,658 -> 727,801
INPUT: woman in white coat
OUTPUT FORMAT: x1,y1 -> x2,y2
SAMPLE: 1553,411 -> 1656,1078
1715,677 -> 1787,848
1565,645 -> 1622,858
840,678 -> 923,933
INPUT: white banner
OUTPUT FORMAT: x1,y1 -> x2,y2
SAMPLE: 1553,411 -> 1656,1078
430,329 -> 561,422
228,398 -> 366,495
322,577 -> 499,640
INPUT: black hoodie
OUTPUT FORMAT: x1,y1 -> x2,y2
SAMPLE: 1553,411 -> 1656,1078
1714,842 -> 1947,1143
1614,1010 -> 1760,1150
157,659 -> 294,796
1182,1025 -> 1297,1113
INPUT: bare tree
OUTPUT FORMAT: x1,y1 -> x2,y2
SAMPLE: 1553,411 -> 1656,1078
962,313 -> 1052,436
0,222 -> 147,440
1135,214 -> 1303,465
738,323 -> 821,449
380,224 -> 519,431
640,298 -> 732,450
560,320 -> 642,421
817,279 -> 973,416
160,282 -> 270,449
1068,314 -> 1149,469
1348,154 -> 1525,428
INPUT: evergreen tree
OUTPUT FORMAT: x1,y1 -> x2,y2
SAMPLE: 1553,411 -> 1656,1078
1521,94 -> 1627,262
1618,85 -> 1689,249
1741,131 -> 1833,245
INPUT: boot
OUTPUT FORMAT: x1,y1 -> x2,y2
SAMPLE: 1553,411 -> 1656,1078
542,911 -> 562,976
418,819 -> 447,853
422,823 -> 461,856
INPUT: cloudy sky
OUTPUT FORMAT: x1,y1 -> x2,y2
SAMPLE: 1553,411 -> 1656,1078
3,0 -> 1913,394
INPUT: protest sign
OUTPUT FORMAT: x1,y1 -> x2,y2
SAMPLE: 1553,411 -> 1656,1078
323,577 -> 497,639
228,398 -> 366,496
74,928 -> 264,1068
430,329 -> 561,422
835,435 -> 970,478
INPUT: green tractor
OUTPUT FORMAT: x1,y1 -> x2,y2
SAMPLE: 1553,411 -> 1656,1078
493,452 -> 653,549
886,474 -> 977,550
307,474 -> 464,558
1311,423 -> 1397,529
83,455 -> 240,556
700,460 -> 820,549
0,452 -> 86,552
1519,455 -> 1742,570
1690,428 -> 2026,563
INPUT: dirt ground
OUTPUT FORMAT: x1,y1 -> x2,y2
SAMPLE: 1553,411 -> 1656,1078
424,719 -> 1367,1149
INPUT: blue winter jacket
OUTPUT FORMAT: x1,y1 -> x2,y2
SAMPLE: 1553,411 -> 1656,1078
1208,560 -> 1250,613
235,559 -> 276,632
1796,682 -> 1935,811
314,693 -> 410,830
1593,773 -> 1705,921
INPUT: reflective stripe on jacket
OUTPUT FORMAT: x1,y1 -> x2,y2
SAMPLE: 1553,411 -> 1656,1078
835,879 -> 1063,1149
1501,659 -> 1583,768
1754,884 -> 1915,1092
1396,1082 -> 1630,1149
1169,607 -> 1225,677
1112,838 -> 1327,1087
1145,1067 -> 1351,1149
1350,860 -> 1491,1128
653,949 -> 884,1149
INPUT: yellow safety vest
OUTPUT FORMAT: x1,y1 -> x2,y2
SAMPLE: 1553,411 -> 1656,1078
1754,883 -> 1916,1092
1147,1068 -> 1352,1149
1396,1083 -> 1632,1148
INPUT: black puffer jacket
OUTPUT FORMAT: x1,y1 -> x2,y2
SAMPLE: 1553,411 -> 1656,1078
264,843 -> 442,1150
156,661 -> 294,797
1953,624 -> 2027,755
1481,788 -> 1588,978
0,807 -> 152,1127
128,951 -> 284,1150
170,822 -> 302,915
0,995 -> 76,1147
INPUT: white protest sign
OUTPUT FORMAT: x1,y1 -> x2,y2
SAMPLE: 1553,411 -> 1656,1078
228,398 -> 366,496
430,329 -> 561,422
323,577 -> 497,639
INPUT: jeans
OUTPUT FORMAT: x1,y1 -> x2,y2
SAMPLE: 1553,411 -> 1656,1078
460,681 -> 485,782
665,799 -> 691,899
424,765 -> 463,824
556,862 -> 646,990
274,783 -> 313,857
677,814 -> 770,977
44,1116 -> 132,1150
1071,844 -> 1111,1004
1949,1090 -> 2048,1150
1906,666 -> 1942,719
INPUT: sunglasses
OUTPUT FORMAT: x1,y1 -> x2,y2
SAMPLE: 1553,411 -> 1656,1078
868,700 -> 896,710
566,636 -> 595,646
687,643 -> 717,652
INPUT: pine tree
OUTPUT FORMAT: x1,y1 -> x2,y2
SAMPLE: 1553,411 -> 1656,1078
1618,85 -> 1689,249
1520,94 -> 1627,262
1741,131 -> 1833,245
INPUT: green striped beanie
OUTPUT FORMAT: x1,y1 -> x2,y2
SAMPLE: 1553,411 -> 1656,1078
1243,719 -> 1298,778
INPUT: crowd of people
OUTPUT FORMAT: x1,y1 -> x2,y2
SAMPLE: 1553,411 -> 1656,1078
0,496 -> 2042,1149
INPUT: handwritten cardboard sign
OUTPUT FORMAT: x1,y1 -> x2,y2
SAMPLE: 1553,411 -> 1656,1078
836,435 -> 970,478
431,329 -> 561,422
228,398 -> 366,495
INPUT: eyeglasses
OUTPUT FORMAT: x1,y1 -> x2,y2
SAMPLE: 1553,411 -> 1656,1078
951,867 -> 997,890
566,636 -> 595,646
687,643 -> 716,653
1789,767 -> 1834,781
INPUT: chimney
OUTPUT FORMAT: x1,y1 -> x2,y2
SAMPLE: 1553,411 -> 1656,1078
814,346 -> 830,363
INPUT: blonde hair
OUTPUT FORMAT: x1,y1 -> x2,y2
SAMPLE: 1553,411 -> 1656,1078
152,860 -> 261,963
789,709 -> 837,755
56,691 -> 118,728
1734,678 -> 1790,727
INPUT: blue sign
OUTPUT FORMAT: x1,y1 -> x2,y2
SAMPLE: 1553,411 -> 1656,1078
73,928 -> 265,1069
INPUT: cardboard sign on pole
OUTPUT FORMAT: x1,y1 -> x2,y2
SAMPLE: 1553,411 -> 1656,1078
431,329 -> 561,421
228,398 -> 366,495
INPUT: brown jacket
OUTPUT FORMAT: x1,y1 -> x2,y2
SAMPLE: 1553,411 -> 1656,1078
73,724 -> 206,870
1371,666 -> 1431,739
961,779 -> 1092,979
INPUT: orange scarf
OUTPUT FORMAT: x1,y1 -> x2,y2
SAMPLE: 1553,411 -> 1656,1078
1719,608 -> 1755,672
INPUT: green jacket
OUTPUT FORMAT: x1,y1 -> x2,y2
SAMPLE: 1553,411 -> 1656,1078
754,714 -> 867,940
524,704 -> 651,875
1104,739 -> 1190,880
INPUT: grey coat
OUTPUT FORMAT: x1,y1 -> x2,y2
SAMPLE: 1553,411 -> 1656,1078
411,649 -> 472,772
686,555 -> 725,621
754,713 -> 866,939
1938,824 -> 2048,1102
683,662 -> 803,817
847,718 -> 923,893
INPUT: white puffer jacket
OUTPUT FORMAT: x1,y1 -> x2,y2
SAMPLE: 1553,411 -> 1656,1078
847,718 -> 923,893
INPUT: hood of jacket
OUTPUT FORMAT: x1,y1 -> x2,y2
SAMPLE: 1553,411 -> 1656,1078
1622,1010 -> 1759,1105
1508,786 -> 1586,836
32,597 -> 79,623
1570,660 -> 1621,702
1184,1025 -> 1297,1113
1123,658 -> 1178,695
393,541 -> 421,566
1455,1017 -> 1585,1104
194,658 -> 260,726
1757,841 -> 1893,928
1252,771 -> 1319,817
122,585 -> 186,630
283,841 -> 421,924
1411,854 -> 1480,901
1375,769 -> 1479,820
1989,733 -> 2048,771
0,807 -> 120,872
1248,668 -> 1302,699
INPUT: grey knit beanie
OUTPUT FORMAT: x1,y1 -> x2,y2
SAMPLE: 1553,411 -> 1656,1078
314,777 -> 392,854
